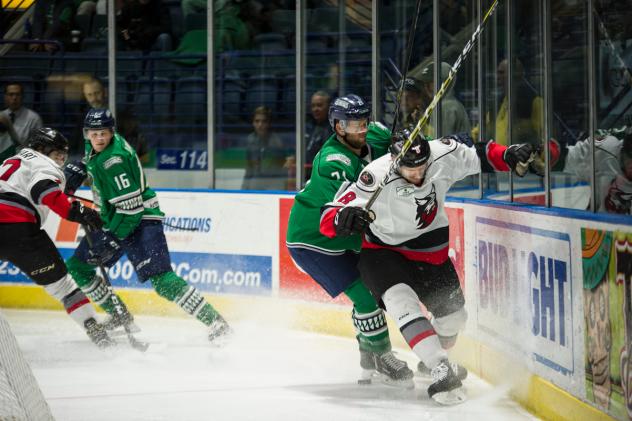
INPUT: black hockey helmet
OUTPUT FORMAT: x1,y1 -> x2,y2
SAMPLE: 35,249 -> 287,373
328,94 -> 371,131
403,77 -> 422,93
84,108 -> 115,131
27,127 -> 69,155
390,129 -> 431,167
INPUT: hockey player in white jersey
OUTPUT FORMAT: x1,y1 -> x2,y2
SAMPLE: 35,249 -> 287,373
0,128 -> 114,348
319,131 -> 534,405
555,128 -> 632,214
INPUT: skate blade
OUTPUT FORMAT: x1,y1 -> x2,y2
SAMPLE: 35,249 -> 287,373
107,324 -> 141,337
431,387 -> 467,405
358,371 -> 415,389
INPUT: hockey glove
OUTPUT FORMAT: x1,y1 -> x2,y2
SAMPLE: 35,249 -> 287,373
64,160 -> 88,195
67,201 -> 103,231
529,139 -> 561,177
86,231 -> 121,266
503,143 -> 535,177
334,206 -> 373,237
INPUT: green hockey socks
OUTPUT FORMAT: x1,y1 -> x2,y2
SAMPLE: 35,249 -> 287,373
344,279 -> 391,354
66,256 -> 123,315
151,271 -> 220,326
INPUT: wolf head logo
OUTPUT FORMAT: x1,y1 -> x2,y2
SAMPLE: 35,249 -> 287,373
414,184 -> 437,229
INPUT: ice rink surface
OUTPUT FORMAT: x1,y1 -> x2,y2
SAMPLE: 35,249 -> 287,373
3,309 -> 538,421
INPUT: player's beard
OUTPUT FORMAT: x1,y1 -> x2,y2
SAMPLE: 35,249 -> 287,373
343,132 -> 367,151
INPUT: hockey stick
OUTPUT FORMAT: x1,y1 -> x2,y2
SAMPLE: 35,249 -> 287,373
69,194 -> 200,232
389,0 -> 424,133
366,0 -> 501,210
82,224 -> 149,352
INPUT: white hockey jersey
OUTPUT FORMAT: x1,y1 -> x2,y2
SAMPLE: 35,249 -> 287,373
0,148 -> 67,224
564,134 -> 631,214
327,138 -> 480,263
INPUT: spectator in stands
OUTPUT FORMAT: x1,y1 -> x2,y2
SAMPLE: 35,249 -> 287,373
418,62 -> 471,137
172,0 -> 252,63
71,78 -> 149,163
29,0 -> 76,52
305,91 -> 332,167
283,91 -> 332,182
117,0 -> 172,51
0,82 -> 43,148
242,106 -> 288,190
473,58 -> 543,146
398,77 -> 425,131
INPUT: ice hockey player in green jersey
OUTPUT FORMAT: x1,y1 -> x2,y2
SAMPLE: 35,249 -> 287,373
286,94 -> 414,387
64,108 -> 231,344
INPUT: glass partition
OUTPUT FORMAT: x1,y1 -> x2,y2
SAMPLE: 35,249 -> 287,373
214,2 -> 296,191
549,1 -> 591,211
592,1 -> 632,215
508,0 -> 547,205
438,0 -> 479,198
478,0 -> 509,201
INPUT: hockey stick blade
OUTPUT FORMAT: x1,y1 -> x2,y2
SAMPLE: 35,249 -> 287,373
365,0 -> 501,211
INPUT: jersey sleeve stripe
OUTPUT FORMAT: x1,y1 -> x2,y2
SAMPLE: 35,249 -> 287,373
30,179 -> 60,204
108,189 -> 142,204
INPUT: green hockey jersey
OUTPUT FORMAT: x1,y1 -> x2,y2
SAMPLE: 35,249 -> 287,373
286,122 -> 391,253
85,133 -> 164,239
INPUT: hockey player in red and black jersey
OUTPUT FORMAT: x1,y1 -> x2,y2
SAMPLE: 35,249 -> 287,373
0,128 -> 114,348
319,131 -> 534,404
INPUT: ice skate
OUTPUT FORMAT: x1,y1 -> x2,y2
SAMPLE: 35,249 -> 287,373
84,317 -> 115,349
103,309 -> 140,336
208,315 -> 232,346
358,350 -> 414,389
417,360 -> 468,381
427,359 -> 466,405
358,349 -> 377,384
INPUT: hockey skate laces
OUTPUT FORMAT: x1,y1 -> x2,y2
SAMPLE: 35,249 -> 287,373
380,352 -> 407,370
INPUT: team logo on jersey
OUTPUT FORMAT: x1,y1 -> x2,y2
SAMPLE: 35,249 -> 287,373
440,137 -> 454,146
396,185 -> 415,196
359,170 -> 375,187
103,156 -> 123,169
414,184 -> 438,229
326,153 -> 351,166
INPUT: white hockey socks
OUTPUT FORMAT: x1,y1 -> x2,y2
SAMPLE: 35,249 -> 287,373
382,283 -> 447,369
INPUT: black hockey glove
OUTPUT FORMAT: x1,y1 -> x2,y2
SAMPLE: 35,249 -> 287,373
86,231 -> 121,266
67,201 -> 103,231
64,160 -> 88,195
334,206 -> 373,237
503,143 -> 535,177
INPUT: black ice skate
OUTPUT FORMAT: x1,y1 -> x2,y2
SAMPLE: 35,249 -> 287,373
359,350 -> 414,389
418,360 -> 468,381
207,315 -> 232,346
103,309 -> 140,335
427,359 -> 466,405
84,317 -> 115,349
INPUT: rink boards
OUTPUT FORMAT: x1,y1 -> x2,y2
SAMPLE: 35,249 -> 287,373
1,189 -> 631,421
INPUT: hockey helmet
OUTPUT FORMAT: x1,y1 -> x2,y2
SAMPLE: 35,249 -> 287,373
389,129 -> 431,168
27,127 -> 69,155
84,108 -> 115,131
328,94 -> 371,131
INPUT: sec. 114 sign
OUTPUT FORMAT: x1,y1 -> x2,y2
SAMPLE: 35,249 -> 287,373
157,149 -> 208,170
